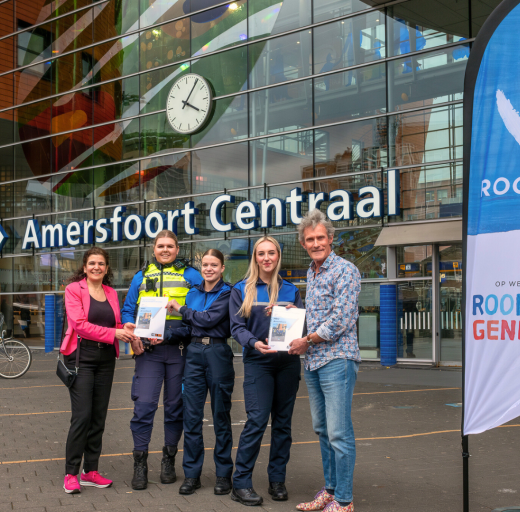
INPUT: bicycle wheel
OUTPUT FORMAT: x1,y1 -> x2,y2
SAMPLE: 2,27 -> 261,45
0,340 -> 32,378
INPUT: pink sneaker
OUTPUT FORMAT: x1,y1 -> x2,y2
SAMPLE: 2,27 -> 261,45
63,474 -> 81,494
296,487 -> 334,511
80,470 -> 113,488
323,500 -> 354,512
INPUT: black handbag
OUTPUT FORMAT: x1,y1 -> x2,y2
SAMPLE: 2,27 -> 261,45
56,309 -> 81,388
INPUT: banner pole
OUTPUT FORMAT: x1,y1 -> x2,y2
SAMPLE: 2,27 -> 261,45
462,435 -> 469,512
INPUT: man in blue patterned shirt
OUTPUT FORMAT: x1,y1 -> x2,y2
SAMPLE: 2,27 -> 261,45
289,209 -> 361,512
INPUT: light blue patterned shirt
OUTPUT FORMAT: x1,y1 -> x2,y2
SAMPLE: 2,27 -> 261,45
304,251 -> 361,371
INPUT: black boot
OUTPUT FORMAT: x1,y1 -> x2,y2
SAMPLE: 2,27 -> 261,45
179,477 -> 201,495
214,476 -> 232,495
160,446 -> 177,484
268,482 -> 288,501
231,487 -> 263,506
131,450 -> 148,490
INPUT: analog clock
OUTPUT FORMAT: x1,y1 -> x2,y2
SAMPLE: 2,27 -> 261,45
166,73 -> 213,134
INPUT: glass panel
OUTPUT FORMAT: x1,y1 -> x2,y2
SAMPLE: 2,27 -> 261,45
0,108 -> 14,145
315,118 -> 388,176
53,209 -> 96,253
249,30 -> 312,89
52,49 -> 92,94
250,79 -> 312,137
139,62 -> 190,115
50,93 -> 93,133
93,0 -> 140,43
472,0 -> 501,36
0,73 -> 14,110
15,138 -> 53,179
14,178 -> 52,216
439,243 -> 462,362
314,12 -> 386,75
0,294 -> 14,338
13,255 -> 52,292
250,130 -> 313,185
396,245 -> 432,277
314,0 -> 373,23
0,1 -> 14,37
15,21 -> 52,69
139,0 -> 185,29
140,112 -> 189,157
3,217 -> 30,254
314,63 -> 386,125
0,146 -> 14,182
249,0 -> 311,41
146,197 -> 191,242
105,247 -> 141,288
15,99 -> 51,143
397,280 -> 433,360
388,44 -> 468,112
52,127 -> 93,172
95,203 -> 143,247
91,76 -> 139,123
192,94 -> 247,147
389,104 -> 463,167
192,142 -> 248,194
53,9 -> 93,55
192,46 -> 247,96
15,62 -> 51,108
92,36 -> 140,83
389,0 -> 470,57
390,163 -> 462,222
11,293 -> 46,346
191,0 -> 247,57
140,18 -> 190,71
0,28 -> 15,76
358,282 -> 380,359
0,182 -> 13,218
143,152 -> 191,201
93,117 -> 140,166
52,169 -> 93,211
93,160 -> 141,207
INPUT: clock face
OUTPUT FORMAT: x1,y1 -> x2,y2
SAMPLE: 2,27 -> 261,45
166,74 -> 213,134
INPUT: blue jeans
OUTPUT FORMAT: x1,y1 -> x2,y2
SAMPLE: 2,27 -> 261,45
304,358 -> 359,503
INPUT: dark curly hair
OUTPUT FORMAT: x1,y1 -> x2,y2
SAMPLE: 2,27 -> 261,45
67,247 -> 114,286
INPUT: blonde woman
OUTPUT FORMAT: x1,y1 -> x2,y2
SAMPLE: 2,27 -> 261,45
230,236 -> 304,506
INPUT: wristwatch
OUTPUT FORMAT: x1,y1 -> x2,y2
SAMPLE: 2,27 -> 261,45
306,333 -> 315,346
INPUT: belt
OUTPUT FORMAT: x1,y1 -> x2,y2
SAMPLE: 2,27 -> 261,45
82,339 -> 109,349
191,337 -> 226,345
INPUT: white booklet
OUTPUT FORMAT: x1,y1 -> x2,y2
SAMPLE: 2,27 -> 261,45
268,306 -> 306,351
134,296 -> 168,339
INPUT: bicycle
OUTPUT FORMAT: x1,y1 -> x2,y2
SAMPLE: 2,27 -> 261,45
0,313 -> 32,378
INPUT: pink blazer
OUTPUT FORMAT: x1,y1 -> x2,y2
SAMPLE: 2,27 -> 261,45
60,279 -> 123,357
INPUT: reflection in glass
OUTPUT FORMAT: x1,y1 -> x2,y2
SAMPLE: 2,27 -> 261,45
358,282 -> 380,359
106,247 -> 141,288
389,104 -> 462,167
314,118 -> 388,177
15,139 -> 52,179
249,0 -> 311,41
53,170 -> 93,212
3,218 -> 30,255
439,243 -> 462,362
0,183 -> 13,218
396,245 -> 432,278
94,0 -> 140,43
314,63 -> 386,125
143,152 -> 191,201
54,209 -> 96,253
11,293 -> 46,345
0,1 -> 14,37
314,13 -> 386,75
96,203 -> 142,248
15,20 -> 52,69
397,280 -> 432,360
0,147 -> 14,183
250,130 -> 313,186
94,117 -> 140,166
52,127 -> 93,173
14,178 -> 51,217
53,9 -> 93,55
140,112 -> 189,157
388,44 -> 468,112
314,0 -> 373,23
146,197 -> 190,241
139,0 -> 185,30
140,18 -> 190,72
14,255 -> 52,292
389,0 -> 470,57
249,30 -> 311,89
192,143 -> 248,194
191,0 -> 247,57
390,163 -> 462,222
250,79 -> 312,137
93,161 -> 141,207
92,37 -> 139,83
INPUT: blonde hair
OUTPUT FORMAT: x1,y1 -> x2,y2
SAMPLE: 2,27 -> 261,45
238,236 -> 282,318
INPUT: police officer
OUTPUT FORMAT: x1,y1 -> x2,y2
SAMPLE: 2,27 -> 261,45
162,249 -> 234,496
121,230 -> 202,491
230,236 -> 304,506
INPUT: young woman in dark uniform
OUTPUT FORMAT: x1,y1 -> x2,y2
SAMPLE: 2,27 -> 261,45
229,236 -> 304,506
163,249 -> 234,496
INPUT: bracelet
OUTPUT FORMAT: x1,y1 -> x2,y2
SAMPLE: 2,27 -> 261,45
306,334 -> 315,346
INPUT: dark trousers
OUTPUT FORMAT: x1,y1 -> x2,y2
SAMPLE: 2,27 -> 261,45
182,342 -> 235,478
130,344 -> 184,451
232,352 -> 301,489
65,345 -> 116,475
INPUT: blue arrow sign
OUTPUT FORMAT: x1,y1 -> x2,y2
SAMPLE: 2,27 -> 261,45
0,224 -> 8,252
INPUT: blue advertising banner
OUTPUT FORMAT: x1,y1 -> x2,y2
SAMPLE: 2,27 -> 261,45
464,0 -> 520,435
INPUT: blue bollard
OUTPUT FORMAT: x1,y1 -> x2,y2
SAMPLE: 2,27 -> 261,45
380,284 -> 397,366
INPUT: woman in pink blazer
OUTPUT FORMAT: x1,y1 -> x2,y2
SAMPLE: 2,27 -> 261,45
61,247 -> 136,494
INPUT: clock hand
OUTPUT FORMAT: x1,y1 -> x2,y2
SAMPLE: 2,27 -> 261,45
182,78 -> 199,110
182,100 -> 200,111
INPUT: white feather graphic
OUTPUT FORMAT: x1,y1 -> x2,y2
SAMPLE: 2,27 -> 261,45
497,89 -> 520,146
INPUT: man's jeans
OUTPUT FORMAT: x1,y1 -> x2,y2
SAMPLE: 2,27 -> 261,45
304,358 -> 359,503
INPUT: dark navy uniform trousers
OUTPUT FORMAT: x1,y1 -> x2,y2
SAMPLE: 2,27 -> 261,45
232,352 -> 301,489
130,343 -> 184,451
183,341 -> 235,478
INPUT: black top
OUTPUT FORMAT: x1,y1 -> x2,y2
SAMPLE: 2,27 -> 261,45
83,296 -> 116,344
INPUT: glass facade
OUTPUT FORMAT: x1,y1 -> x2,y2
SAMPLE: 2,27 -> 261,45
0,0 -> 502,362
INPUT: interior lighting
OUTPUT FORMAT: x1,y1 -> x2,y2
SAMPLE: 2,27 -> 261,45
229,2 -> 238,10
152,29 -> 161,36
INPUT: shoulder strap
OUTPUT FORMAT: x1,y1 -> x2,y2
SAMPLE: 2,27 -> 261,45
57,304 -> 81,371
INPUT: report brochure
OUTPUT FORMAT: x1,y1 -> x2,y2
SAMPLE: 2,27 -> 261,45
134,296 -> 168,339
268,306 -> 306,351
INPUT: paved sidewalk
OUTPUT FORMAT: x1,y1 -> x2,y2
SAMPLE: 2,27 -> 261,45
0,352 -> 519,512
